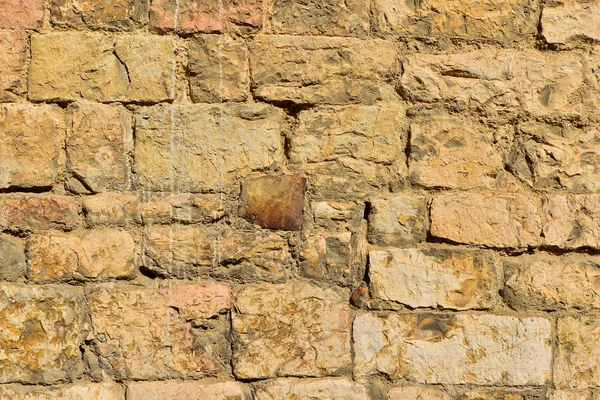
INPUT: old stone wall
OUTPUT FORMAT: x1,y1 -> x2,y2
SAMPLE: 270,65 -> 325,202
0,0 -> 597,398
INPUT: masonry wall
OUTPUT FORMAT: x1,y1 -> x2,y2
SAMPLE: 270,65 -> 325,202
0,0 -> 598,399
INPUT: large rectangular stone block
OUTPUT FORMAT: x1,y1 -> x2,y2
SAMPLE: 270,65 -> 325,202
0,195 -> 79,233
0,30 -> 27,102
0,382 -> 125,400
127,381 -> 249,400
255,378 -> 368,400
51,0 -> 148,29
0,0 -> 44,28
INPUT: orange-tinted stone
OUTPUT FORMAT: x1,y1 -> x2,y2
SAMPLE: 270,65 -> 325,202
0,195 -> 79,233
0,0 -> 44,28
0,31 -> 27,101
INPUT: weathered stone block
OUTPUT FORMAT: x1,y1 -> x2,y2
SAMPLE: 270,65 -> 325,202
267,0 -> 370,37
0,382 -> 125,399
290,105 -> 406,198
0,30 -> 26,102
542,0 -> 600,44
430,193 -> 542,248
549,391 -> 600,400
0,0 -> 44,28
255,378 -> 368,400
26,228 -> 138,282
139,193 -> 224,224
410,114 -> 513,189
0,284 -> 86,383
369,248 -> 499,310
460,391 -> 536,400
0,195 -> 79,233
0,104 -> 64,189
150,0 -> 262,33
232,282 -> 351,379
311,201 -> 365,232
29,33 -> 174,102
373,0 -> 538,43
354,313 -> 552,384
0,234 -> 25,281
51,0 -> 148,29
135,104 -> 284,192
250,35 -> 399,105
387,387 -> 451,400
555,316 -> 600,389
367,194 -> 427,246
543,194 -> 600,249
83,193 -> 140,226
399,49 -> 586,116
127,381 -> 248,400
86,283 -> 231,380
67,103 -> 133,193
188,35 -> 248,102
240,175 -> 306,231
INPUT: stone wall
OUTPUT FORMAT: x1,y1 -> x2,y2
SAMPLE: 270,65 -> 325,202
0,0 -> 597,398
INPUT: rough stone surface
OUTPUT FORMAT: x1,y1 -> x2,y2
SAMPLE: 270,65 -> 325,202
430,193 -> 542,248
387,387 -> 451,400
255,378 -> 368,400
0,30 -> 27,102
369,248 -> 499,310
240,175 -> 306,231
543,194 -> 600,249
66,103 -> 133,193
135,103 -> 284,192
29,33 -> 174,102
0,195 -> 79,233
549,391 -> 600,400
232,282 -> 351,379
460,391 -> 537,400
555,316 -> 600,389
542,0 -> 600,44
250,35 -> 400,105
51,0 -> 148,29
0,284 -> 86,384
354,313 -> 552,385
26,228 -> 138,282
86,283 -> 231,380
367,194 -> 427,246
0,0 -> 44,28
0,234 -> 25,281
0,382 -> 125,399
0,104 -> 64,189
83,193 -> 140,226
139,193 -> 224,224
127,381 -> 248,400
290,105 -> 406,198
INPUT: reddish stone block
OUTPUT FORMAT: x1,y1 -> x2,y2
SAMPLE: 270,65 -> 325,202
0,31 -> 26,101
0,195 -> 79,233
0,0 -> 44,28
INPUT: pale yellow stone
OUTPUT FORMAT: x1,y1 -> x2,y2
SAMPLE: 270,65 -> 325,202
460,391 -> 532,400
83,193 -> 140,226
542,0 -> 600,44
387,386 -> 451,400
543,194 -> 600,249
555,316 -> 600,389
0,382 -> 125,400
367,194 -> 427,246
127,381 -> 248,400
256,378 -> 368,400
549,391 -> 600,400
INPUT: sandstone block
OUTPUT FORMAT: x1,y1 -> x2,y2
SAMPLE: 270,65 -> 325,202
549,391 -> 600,400
232,282 -> 351,379
267,0 -> 370,37
409,114 -> 513,189
51,0 -> 148,29
0,234 -> 25,281
86,283 -> 231,380
460,391 -> 536,400
0,104 -> 64,189
0,30 -> 26,102
369,248 -> 499,310
0,284 -> 86,383
373,0 -> 538,43
188,35 -> 248,102
240,175 -> 306,231
543,194 -> 600,249
127,380 -> 248,400
290,105 -> 406,198
26,228 -> 138,282
430,193 -> 542,248
0,195 -> 79,233
143,225 -> 292,281
150,0 -> 262,33
255,378 -> 368,400
0,0 -> 44,28
29,33 -> 174,102
250,35 -> 399,105
311,201 -> 365,232
135,104 -> 284,192
139,193 -> 224,224
542,0 -> 600,44
66,103 -> 133,193
399,49 -> 586,116
354,313 -> 552,384
555,316 -> 600,389
83,193 -> 140,226
367,194 -> 427,246
387,387 -> 451,400
0,382 -> 125,399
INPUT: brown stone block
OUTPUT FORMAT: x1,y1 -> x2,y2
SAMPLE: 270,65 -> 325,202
51,0 -> 149,29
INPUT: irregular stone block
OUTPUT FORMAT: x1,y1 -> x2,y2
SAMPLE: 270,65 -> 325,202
555,316 -> 600,389
250,35 -> 399,105
387,387 -> 451,400
369,248 -> 499,310
542,0 -> 600,44
311,201 -> 365,232
240,175 -> 306,231
0,30 -> 26,102
67,103 -> 133,193
29,33 -> 174,102
150,0 -> 262,33
83,193 -> 140,226
135,104 -> 284,192
290,105 -> 406,198
0,195 -> 79,233
139,193 -> 224,224
367,194 -> 427,246
430,193 -> 542,248
0,382 -> 125,399
399,49 -> 587,116
0,284 -> 86,383
232,282 -> 351,379
127,381 -> 249,400
0,104 -> 64,189
255,378 -> 368,400
86,283 -> 231,380
26,228 -> 138,282
373,0 -> 538,43
267,0 -> 370,37
188,35 -> 248,103
409,114 -> 513,189
543,194 -> 600,249
51,0 -> 148,29
0,0 -> 44,28
353,313 -> 552,384
0,234 -> 25,281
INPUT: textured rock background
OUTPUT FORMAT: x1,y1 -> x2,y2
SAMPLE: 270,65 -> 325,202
0,0 -> 598,398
